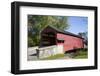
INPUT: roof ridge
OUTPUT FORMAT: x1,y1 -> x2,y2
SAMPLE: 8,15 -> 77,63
48,25 -> 83,39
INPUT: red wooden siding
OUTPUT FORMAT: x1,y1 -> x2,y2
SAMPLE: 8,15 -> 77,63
40,26 -> 84,52
57,33 -> 84,52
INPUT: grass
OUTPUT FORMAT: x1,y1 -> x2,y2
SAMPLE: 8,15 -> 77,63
40,49 -> 88,60
40,54 -> 65,60
73,49 -> 88,59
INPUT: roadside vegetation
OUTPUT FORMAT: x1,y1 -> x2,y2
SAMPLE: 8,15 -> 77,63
73,48 -> 88,59
40,48 -> 88,60
40,54 -> 65,60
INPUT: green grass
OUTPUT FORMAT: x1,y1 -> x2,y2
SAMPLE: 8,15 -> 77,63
74,50 -> 88,59
40,49 -> 88,60
40,54 -> 65,60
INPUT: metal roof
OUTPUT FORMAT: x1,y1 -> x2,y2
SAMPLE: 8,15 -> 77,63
45,25 -> 84,39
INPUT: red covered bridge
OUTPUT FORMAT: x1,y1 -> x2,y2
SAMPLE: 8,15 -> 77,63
40,25 -> 84,53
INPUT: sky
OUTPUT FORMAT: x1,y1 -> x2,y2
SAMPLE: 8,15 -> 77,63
67,16 -> 88,34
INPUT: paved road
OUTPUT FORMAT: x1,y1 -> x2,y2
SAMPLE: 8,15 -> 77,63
27,47 -> 38,61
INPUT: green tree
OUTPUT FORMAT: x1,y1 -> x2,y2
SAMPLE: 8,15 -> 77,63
78,32 -> 88,40
28,15 -> 69,47
78,32 -> 88,45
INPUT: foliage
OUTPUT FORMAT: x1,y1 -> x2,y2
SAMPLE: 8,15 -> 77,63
28,37 -> 34,47
40,54 -> 65,60
65,48 -> 88,59
78,32 -> 88,45
73,49 -> 88,59
78,32 -> 88,41
28,15 -> 69,47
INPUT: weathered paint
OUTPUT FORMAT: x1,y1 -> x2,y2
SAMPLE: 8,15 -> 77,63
57,33 -> 84,52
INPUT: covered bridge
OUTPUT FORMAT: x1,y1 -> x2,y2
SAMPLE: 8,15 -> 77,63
40,25 -> 84,53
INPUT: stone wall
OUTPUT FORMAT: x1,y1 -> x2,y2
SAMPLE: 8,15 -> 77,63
39,45 -> 64,59
28,45 -> 64,59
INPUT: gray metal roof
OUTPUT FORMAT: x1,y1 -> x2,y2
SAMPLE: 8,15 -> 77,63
46,25 -> 84,39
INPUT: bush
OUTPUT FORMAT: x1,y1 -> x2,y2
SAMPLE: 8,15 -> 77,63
28,37 -> 34,47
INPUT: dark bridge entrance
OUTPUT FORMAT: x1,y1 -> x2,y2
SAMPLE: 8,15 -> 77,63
40,32 -> 56,47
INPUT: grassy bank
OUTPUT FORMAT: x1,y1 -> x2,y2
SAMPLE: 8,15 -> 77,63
40,54 -> 65,60
74,49 -> 88,59
40,48 -> 88,60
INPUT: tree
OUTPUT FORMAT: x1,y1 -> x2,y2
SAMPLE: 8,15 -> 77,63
78,32 -> 88,45
28,15 -> 69,47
